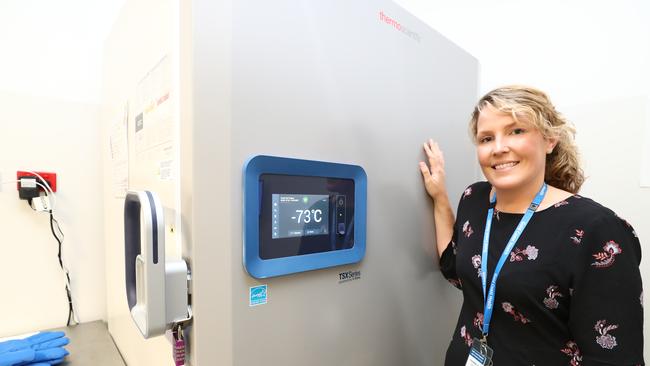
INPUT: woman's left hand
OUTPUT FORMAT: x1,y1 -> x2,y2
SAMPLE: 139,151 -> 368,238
419,139 -> 447,201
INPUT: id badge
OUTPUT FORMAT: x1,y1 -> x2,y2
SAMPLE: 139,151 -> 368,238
465,338 -> 493,366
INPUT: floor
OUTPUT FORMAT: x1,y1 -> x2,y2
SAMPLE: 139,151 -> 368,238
52,320 -> 125,366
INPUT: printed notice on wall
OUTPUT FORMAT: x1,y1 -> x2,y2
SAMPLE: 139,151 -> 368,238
641,98 -> 650,188
110,103 -> 129,197
133,55 -> 175,181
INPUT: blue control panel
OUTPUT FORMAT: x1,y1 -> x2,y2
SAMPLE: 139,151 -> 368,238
243,155 -> 367,278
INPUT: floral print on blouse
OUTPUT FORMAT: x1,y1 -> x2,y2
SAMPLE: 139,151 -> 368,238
439,182 -> 643,365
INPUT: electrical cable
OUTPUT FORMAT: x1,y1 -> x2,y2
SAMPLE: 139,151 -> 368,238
16,179 -> 78,326
49,210 -> 77,326
32,182 -> 52,211
39,189 -> 77,325
23,171 -> 56,213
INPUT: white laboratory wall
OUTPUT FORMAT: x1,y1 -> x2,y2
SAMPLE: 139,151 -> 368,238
0,0 -> 124,337
564,96 -> 649,233
0,0 -> 124,104
642,98 -> 650,187
0,91 -> 105,336
397,0 -> 650,358
395,0 -> 650,104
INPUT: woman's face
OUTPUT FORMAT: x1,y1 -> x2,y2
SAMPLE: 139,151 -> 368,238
475,106 -> 556,192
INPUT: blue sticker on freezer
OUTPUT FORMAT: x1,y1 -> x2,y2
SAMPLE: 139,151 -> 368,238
249,285 -> 268,306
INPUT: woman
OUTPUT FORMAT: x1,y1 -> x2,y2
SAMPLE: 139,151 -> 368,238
419,86 -> 643,365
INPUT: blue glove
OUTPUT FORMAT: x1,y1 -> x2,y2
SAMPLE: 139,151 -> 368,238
36,358 -> 65,366
0,349 -> 34,366
23,332 -> 68,350
0,332 -> 67,352
17,347 -> 69,365
31,337 -> 70,351
0,332 -> 69,366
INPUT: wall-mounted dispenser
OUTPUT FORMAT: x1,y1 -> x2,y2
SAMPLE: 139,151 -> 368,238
124,191 -> 191,338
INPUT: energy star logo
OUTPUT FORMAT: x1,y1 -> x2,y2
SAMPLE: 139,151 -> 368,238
249,285 -> 268,306
379,11 -> 421,43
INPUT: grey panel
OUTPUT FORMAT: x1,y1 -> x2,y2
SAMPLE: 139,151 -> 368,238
219,1 -> 476,365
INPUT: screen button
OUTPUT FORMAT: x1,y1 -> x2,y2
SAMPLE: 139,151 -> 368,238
337,223 -> 346,235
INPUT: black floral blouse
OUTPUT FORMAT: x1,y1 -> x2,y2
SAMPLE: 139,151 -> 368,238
440,181 -> 644,365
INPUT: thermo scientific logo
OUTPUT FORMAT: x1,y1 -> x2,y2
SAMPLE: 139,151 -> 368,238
379,11 -> 421,43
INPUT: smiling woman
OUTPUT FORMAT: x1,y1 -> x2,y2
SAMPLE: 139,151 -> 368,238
419,85 -> 644,366
470,86 -> 584,196
474,105 -> 555,207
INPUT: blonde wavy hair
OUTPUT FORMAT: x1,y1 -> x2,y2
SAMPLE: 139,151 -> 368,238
469,85 -> 584,194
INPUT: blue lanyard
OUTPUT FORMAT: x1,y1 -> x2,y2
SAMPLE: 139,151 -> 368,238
481,183 -> 547,337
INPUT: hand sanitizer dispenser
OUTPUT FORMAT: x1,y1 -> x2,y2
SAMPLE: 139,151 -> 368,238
124,191 -> 191,338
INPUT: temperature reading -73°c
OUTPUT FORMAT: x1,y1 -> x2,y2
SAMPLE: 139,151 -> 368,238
294,209 -> 323,224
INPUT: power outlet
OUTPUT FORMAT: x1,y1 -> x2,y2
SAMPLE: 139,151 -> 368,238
16,171 -> 57,192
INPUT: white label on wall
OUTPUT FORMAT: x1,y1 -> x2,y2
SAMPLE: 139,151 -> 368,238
110,102 -> 129,198
641,97 -> 650,188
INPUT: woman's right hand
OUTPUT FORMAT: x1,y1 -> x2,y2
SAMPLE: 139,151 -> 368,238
419,139 -> 447,201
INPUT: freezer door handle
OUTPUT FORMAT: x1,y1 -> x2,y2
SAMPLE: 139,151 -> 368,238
124,190 -> 190,338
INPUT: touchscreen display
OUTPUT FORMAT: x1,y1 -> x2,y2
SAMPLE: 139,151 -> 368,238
272,194 -> 329,239
258,174 -> 355,259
